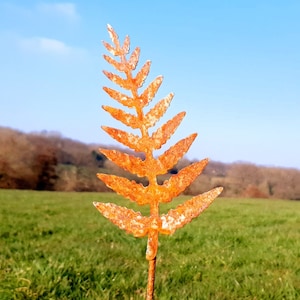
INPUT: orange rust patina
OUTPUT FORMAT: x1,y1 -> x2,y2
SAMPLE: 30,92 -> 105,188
94,24 -> 223,300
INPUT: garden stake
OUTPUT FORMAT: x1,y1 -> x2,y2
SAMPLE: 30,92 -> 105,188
94,24 -> 223,299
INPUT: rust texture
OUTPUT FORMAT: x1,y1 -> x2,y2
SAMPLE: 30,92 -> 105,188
94,24 -> 223,299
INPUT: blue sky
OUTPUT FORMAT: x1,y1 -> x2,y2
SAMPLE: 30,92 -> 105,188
1,1 -> 300,169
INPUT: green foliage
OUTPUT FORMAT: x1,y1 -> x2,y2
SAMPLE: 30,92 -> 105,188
1,190 -> 299,299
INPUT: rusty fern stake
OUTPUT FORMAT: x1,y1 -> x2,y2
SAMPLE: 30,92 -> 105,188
94,25 -> 223,299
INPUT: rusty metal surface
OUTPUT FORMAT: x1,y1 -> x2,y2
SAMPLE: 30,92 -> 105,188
94,24 -> 223,299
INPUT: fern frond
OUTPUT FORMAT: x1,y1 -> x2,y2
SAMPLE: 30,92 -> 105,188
102,105 -> 140,129
144,93 -> 174,129
103,55 -> 126,72
95,24 -> 223,299
157,133 -> 197,171
97,174 -> 150,205
159,187 -> 223,234
102,41 -> 118,56
99,149 -> 147,177
139,76 -> 163,108
122,35 -> 130,54
103,71 -> 131,90
93,202 -> 149,237
161,159 -> 209,200
150,111 -> 186,150
103,87 -> 135,108
128,47 -> 140,70
101,126 -> 143,152
133,60 -> 151,88
106,24 -> 121,53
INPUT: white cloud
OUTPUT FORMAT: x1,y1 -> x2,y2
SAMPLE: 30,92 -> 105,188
37,2 -> 79,21
1,2 -> 86,58
1,2 -> 80,22
19,37 -> 75,55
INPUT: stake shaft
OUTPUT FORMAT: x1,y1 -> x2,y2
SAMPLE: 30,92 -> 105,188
146,257 -> 156,300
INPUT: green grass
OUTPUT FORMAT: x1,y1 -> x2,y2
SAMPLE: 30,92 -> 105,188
1,190 -> 299,299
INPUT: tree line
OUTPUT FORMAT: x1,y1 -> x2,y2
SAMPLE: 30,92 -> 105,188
0,126 -> 299,200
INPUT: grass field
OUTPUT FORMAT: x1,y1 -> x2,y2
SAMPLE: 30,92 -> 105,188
0,189 -> 299,299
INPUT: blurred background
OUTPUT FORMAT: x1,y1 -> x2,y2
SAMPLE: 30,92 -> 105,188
0,1 -> 299,198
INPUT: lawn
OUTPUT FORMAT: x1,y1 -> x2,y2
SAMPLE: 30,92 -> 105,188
0,189 -> 299,299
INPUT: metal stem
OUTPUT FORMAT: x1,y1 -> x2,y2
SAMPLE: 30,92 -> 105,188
146,256 -> 156,300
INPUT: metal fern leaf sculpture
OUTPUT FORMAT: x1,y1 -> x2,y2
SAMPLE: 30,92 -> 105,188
94,24 -> 223,299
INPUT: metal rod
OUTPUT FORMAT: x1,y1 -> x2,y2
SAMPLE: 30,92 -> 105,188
146,256 -> 156,300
